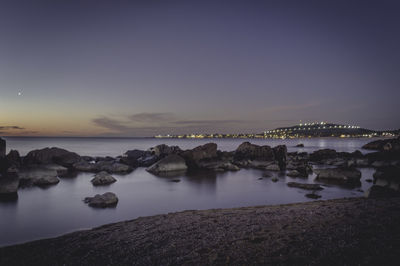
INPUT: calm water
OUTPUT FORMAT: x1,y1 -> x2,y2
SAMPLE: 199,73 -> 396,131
0,137 -> 376,247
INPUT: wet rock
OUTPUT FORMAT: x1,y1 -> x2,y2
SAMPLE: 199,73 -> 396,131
314,167 -> 362,185
271,177 -> 278,182
182,143 -> 218,167
72,161 -> 98,172
24,147 -> 81,168
287,182 -> 323,190
6,150 -> 21,168
295,143 -> 304,147
97,161 -> 133,174
363,138 -> 400,152
84,192 -> 118,208
147,154 -> 187,174
248,160 -> 272,169
197,160 -> 239,171
170,179 -> 180,183
234,142 -> 274,161
91,171 -> 117,186
19,168 -> 60,187
149,144 -> 182,157
273,145 -> 287,170
310,149 -> 337,162
373,166 -> 400,191
305,193 -> 322,199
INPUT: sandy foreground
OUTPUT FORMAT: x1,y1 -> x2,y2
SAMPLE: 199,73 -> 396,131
1,197 -> 400,266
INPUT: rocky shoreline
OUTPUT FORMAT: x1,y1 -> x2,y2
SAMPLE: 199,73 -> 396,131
1,137 -> 400,204
1,197 -> 400,265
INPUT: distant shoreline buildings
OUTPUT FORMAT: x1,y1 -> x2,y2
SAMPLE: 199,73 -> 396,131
154,122 -> 399,139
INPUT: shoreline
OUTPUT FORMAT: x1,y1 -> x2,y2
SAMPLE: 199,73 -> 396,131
1,197 -> 400,265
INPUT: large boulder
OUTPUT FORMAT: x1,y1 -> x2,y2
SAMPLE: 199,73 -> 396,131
0,138 -> 6,173
314,167 -> 361,186
181,143 -> 218,168
91,171 -> 117,186
273,145 -> 287,170
147,154 -> 187,174
24,147 -> 81,168
309,149 -> 337,162
234,142 -> 274,161
84,192 -> 118,208
6,150 -> 21,168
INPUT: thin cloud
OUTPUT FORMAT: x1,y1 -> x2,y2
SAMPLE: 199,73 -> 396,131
173,120 -> 244,125
129,112 -> 176,122
0,126 -> 25,130
92,117 -> 130,132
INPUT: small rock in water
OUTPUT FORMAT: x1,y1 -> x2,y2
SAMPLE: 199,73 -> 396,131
305,193 -> 321,199
295,143 -> 304,147
91,171 -> 117,186
365,179 -> 373,183
170,179 -> 181,182
271,177 -> 279,182
262,172 -> 272,178
84,192 -> 118,208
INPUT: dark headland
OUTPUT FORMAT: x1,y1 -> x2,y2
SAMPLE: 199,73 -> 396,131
1,137 -> 400,265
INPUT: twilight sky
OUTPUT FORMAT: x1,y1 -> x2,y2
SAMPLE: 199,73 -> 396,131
1,0 -> 399,137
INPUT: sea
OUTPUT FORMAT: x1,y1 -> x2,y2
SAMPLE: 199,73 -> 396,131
0,137 -> 377,247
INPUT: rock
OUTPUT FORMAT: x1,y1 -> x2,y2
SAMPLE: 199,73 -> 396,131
137,155 -> 160,167
265,164 -> 280,171
84,192 -> 118,208
18,168 -> 60,187
6,150 -> 21,168
371,161 -> 388,168
148,144 -> 181,157
248,160 -> 272,169
181,143 -> 218,168
0,176 -> 19,196
373,166 -> 400,191
147,154 -> 188,174
273,145 -> 287,170
296,143 -> 304,147
43,164 -> 69,177
287,170 -> 300,177
355,158 -> 369,167
198,161 -> 240,171
314,168 -> 362,185
366,179 -> 373,183
0,137 -> 5,157
170,179 -> 180,183
366,185 -> 400,198
271,177 -> 279,182
97,161 -> 133,174
305,193 -> 322,199
234,142 -> 274,161
24,147 -> 81,168
287,182 -> 323,190
309,149 -> 337,162
362,138 -> 400,152
91,171 -> 117,186
72,161 -> 98,172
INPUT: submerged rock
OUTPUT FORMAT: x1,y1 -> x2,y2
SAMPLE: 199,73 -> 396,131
84,192 -> 118,208
295,143 -> 304,147
287,182 -> 323,190
147,154 -> 188,174
18,168 -> 60,187
91,171 -> 117,186
305,193 -> 322,199
314,168 -> 361,185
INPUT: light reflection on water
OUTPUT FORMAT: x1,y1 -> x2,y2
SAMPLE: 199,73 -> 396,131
0,138 -> 377,247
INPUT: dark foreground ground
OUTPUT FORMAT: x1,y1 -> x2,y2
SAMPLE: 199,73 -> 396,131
1,197 -> 400,266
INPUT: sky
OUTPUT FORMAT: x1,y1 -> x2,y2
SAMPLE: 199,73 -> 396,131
0,0 -> 399,137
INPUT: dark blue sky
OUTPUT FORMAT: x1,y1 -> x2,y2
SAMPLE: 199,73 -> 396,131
1,0 -> 399,136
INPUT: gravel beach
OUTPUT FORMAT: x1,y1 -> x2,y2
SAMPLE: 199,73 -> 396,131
1,197 -> 400,266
